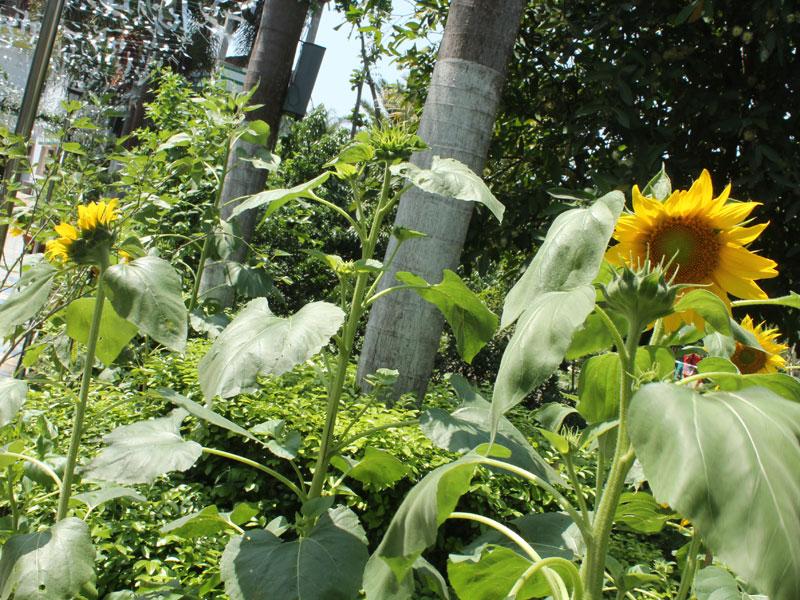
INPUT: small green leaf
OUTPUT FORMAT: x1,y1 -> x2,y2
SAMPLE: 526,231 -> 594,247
238,119 -> 270,146
221,506 -> 367,600
73,485 -> 145,511
0,260 -> 56,339
338,447 -> 409,490
614,492 -> 673,534
161,505 -> 234,539
199,299 -> 345,401
395,270 -> 497,364
104,256 -> 188,352
229,502 -> 259,526
537,427 -> 570,454
392,226 -> 426,242
162,388 -> 259,443
250,419 -> 302,460
566,308 -> 627,359
391,156 -> 505,222
0,378 -> 27,428
0,517 -> 96,600
697,357 -> 739,374
228,172 -> 331,220
641,163 -> 672,200
65,297 -> 138,364
83,409 -> 202,484
61,141 -> 86,155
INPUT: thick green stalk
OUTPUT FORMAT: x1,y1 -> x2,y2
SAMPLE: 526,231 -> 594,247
56,270 -> 106,520
675,532 -> 702,600
580,318 -> 643,600
307,164 -> 393,500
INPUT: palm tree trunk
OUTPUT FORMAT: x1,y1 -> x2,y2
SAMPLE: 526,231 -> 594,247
199,0 -> 310,307
357,0 -> 526,398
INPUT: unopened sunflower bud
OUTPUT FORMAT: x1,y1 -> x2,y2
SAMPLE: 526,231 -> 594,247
602,262 -> 678,325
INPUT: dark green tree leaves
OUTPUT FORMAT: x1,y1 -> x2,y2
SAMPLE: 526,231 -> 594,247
199,299 -> 345,401
104,256 -> 187,352
221,506 -> 367,600
629,384 -> 800,600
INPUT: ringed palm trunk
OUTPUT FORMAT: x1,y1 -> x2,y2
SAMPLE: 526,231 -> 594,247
357,0 -> 526,398
199,0 -> 309,307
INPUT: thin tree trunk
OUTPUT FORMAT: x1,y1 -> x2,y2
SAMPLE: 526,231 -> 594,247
357,0 -> 525,398
200,0 -> 310,307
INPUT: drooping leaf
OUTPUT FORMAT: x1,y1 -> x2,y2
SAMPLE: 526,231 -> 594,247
396,270 -> 497,363
83,409 -> 202,484
533,402 -> 580,433
72,485 -> 145,511
221,506 -> 368,600
629,384 -> 800,600
333,447 -> 409,490
104,256 -> 188,352
566,308 -> 628,359
199,299 -> 344,401
0,378 -> 27,428
368,454 -> 484,586
420,385 -> 558,483
391,156 -> 504,222
674,290 -> 732,336
0,260 -> 56,339
64,297 -> 138,364
0,517 -> 96,600
641,163 -> 672,200
161,505 -> 235,539
492,286 -> 595,428
501,191 -> 624,329
228,172 -> 331,220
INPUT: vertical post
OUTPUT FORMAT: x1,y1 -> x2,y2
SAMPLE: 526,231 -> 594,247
0,0 -> 67,256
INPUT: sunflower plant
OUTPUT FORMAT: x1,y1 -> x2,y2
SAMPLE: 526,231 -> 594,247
365,168 -> 800,600
72,126 -> 504,599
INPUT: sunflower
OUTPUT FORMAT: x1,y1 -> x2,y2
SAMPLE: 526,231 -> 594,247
77,199 -> 118,232
730,315 -> 788,374
606,170 -> 778,330
45,223 -> 79,262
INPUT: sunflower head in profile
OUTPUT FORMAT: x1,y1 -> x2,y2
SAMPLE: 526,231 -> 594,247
45,199 -> 119,267
730,315 -> 788,374
606,170 -> 778,331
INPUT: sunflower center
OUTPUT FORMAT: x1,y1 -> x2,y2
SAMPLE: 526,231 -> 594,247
645,216 -> 721,284
730,343 -> 768,374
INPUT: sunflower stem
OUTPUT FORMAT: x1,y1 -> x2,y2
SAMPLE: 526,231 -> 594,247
56,265 -> 107,521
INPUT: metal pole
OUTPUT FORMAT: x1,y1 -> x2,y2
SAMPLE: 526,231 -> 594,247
0,0 -> 67,257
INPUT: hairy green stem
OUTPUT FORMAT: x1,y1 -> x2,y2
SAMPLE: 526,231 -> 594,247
675,532 -> 702,600
448,512 -> 571,600
56,270 -> 106,521
202,447 -> 306,501
6,467 -> 18,531
307,163 -> 393,500
564,451 -> 591,525
509,556 -> 583,600
580,318 -> 643,600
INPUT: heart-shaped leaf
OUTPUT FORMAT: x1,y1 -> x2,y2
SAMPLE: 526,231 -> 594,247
83,409 -> 202,484
629,384 -> 800,600
0,517 -> 96,600
222,506 -> 367,600
199,299 -> 344,401
65,297 -> 138,364
104,256 -> 187,352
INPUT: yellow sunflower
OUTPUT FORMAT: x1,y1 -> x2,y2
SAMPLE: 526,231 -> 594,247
44,223 -> 78,262
77,199 -> 118,232
730,315 -> 788,374
606,169 -> 778,330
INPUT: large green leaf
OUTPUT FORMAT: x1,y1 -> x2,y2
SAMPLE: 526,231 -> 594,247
332,447 -> 410,490
0,260 -> 56,339
577,347 -> 674,423
465,511 -> 585,560
629,384 -> 800,600
228,172 -> 331,220
613,492 -> 673,534
492,286 -> 595,428
104,256 -> 187,352
199,299 -> 344,401
391,156 -> 504,222
72,485 -> 145,511
693,566 -> 742,600
396,270 -> 498,364
367,454 -> 484,588
674,289 -> 732,336
0,517 -> 96,599
221,506 -> 367,600
83,409 -> 202,484
501,191 -> 624,329
65,297 -> 138,364
420,379 -> 558,483
0,378 -> 26,428
566,308 -> 627,359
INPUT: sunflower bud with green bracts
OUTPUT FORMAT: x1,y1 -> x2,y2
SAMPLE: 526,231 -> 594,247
602,261 -> 679,326
45,199 -> 119,267
365,124 -> 427,162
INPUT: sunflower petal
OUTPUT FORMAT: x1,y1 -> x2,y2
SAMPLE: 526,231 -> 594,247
711,201 -> 761,229
719,245 -> 778,279
722,222 -> 769,245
